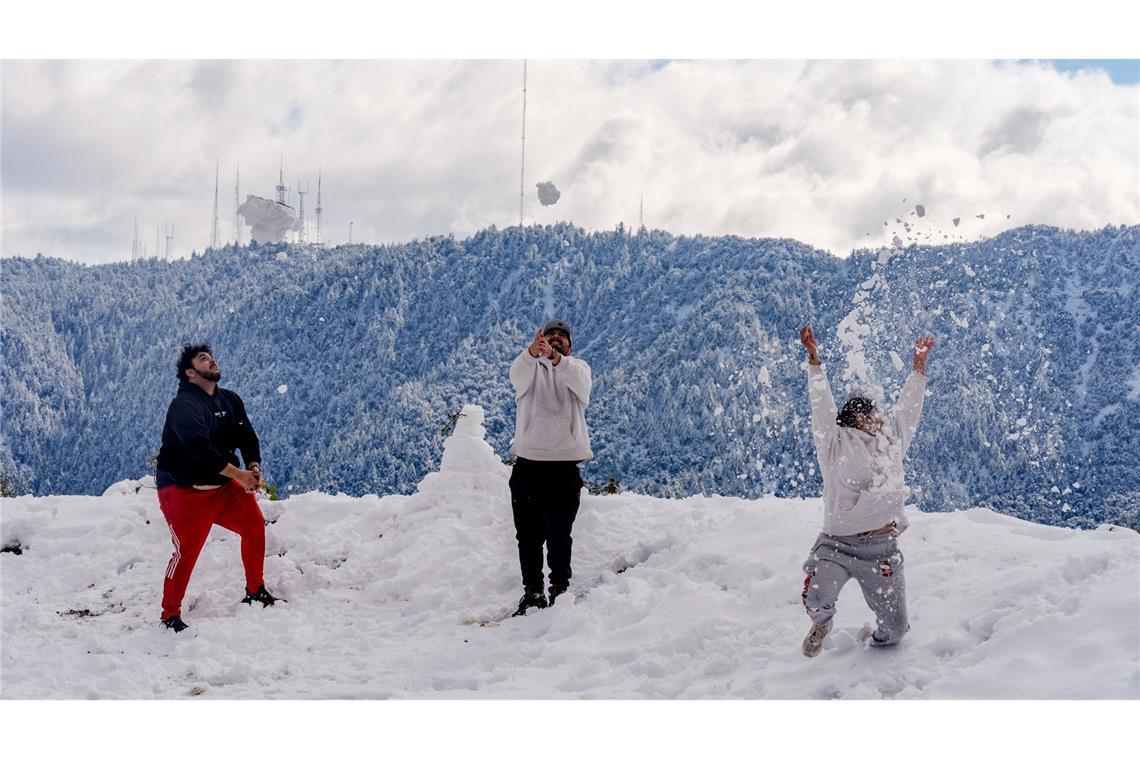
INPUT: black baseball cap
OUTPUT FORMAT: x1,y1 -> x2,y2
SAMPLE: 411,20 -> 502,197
542,319 -> 572,346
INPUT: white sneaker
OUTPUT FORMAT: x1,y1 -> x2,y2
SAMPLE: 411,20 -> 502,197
801,620 -> 833,657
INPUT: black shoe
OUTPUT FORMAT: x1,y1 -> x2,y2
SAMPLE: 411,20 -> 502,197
161,616 -> 189,633
548,584 -> 568,606
512,590 -> 548,617
241,584 -> 284,607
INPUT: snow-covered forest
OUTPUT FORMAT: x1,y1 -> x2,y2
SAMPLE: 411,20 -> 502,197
2,223 -> 1137,529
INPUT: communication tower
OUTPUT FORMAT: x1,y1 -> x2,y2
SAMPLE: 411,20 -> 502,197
232,163 -> 241,245
276,156 -> 287,205
297,182 -> 308,244
315,170 -> 324,246
209,160 -> 221,249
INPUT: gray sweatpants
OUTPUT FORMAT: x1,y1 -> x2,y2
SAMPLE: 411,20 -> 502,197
801,532 -> 908,646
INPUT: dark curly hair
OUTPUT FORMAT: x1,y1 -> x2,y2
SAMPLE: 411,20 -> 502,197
176,343 -> 212,380
837,396 -> 875,428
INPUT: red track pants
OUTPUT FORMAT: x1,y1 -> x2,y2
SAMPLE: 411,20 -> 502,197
157,481 -> 266,620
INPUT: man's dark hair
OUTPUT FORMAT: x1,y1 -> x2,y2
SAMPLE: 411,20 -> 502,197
837,397 -> 875,428
176,343 -> 212,380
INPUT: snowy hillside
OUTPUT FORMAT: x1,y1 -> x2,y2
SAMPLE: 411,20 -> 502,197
3,224 -> 1138,529
2,405 -> 1136,699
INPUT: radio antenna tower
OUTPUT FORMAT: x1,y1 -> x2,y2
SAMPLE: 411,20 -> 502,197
155,223 -> 161,260
519,60 -> 527,227
132,215 -> 139,261
639,190 -> 644,229
232,163 -> 241,245
348,221 -> 353,245
209,159 -> 221,250
297,182 -> 308,244
315,169 -> 324,246
276,155 -> 287,204
165,223 -> 174,260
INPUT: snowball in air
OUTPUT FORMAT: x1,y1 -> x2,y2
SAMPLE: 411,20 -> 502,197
536,182 -> 561,206
277,384 -> 289,394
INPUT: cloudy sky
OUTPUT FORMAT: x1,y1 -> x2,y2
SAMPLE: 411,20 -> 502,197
2,58 -> 1137,264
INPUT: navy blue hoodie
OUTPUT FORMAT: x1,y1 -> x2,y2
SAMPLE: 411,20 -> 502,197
155,380 -> 261,489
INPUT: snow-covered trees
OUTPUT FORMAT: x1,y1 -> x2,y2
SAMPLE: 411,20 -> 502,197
2,223 -> 1136,528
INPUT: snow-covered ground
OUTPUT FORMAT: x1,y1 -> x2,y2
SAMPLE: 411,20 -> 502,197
2,405 -> 1137,699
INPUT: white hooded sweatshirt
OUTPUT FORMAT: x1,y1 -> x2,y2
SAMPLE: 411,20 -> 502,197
807,363 -> 927,536
509,348 -> 593,462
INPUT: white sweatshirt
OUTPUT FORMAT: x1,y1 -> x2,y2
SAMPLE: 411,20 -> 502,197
806,363 -> 927,536
509,348 -> 593,462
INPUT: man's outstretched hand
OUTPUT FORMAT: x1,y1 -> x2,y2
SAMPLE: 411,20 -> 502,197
232,468 -> 260,493
913,335 -> 935,374
800,325 -> 821,365
528,328 -> 552,359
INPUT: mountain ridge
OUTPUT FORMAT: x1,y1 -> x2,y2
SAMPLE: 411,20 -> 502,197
2,222 -> 1137,529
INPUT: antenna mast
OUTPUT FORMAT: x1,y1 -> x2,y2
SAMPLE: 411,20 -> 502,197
165,223 -> 174,260
639,190 -> 644,229
232,163 -> 241,245
276,155 -> 287,204
209,159 -> 221,249
315,169 -> 324,246
297,183 -> 308,244
349,221 -> 353,245
519,59 -> 527,227
132,215 -> 139,261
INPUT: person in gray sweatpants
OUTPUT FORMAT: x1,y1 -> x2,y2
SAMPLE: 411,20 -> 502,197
802,533 -> 907,648
797,325 -> 935,656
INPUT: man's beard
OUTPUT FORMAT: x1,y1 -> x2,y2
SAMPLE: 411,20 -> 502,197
200,369 -> 221,382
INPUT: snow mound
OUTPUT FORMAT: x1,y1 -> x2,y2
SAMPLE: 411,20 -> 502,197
2,404 -> 1137,698
101,476 -> 156,497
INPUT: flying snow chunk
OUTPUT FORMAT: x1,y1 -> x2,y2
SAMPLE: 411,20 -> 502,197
889,351 -> 903,371
536,182 -> 561,206
759,366 -> 771,386
277,384 -> 288,394
915,204 -> 926,217
891,235 -> 903,247
238,194 -> 301,243
952,217 -> 961,227
976,213 -> 986,220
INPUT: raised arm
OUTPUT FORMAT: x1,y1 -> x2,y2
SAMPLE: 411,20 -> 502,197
801,326 -> 839,445
893,335 -> 934,453
509,329 -> 552,397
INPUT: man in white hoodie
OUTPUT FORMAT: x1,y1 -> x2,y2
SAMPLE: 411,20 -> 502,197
798,325 -> 935,656
508,319 -> 592,616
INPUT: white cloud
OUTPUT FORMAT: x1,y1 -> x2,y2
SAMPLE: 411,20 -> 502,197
2,59 -> 1136,264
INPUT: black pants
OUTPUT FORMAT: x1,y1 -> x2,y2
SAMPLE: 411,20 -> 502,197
509,458 -> 583,592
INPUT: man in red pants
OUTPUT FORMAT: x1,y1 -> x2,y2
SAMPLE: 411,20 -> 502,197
154,343 -> 282,632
